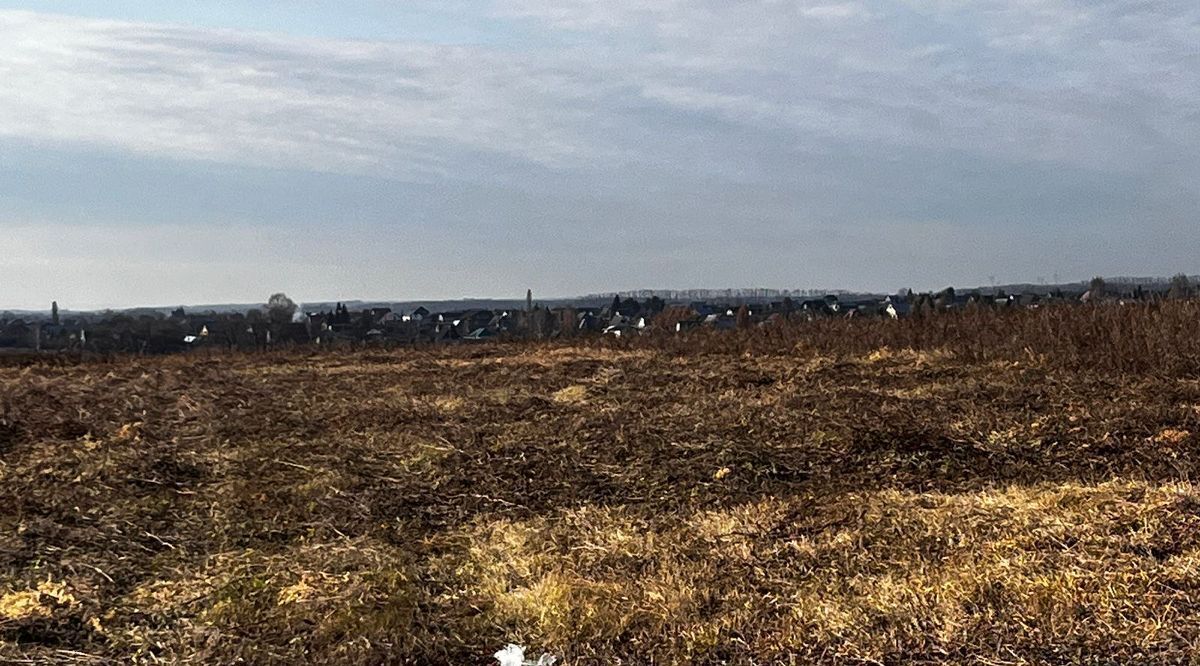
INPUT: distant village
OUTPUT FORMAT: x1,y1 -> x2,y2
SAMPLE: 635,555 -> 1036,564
1,275 -> 1195,356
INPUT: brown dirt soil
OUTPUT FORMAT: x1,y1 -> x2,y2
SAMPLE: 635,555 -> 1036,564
3,305 -> 1200,664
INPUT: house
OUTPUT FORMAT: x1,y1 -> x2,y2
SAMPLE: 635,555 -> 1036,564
841,300 -> 880,318
485,311 -> 510,332
1015,293 -> 1041,308
602,323 -> 641,337
761,312 -> 786,326
614,298 -> 643,318
306,312 -> 330,336
800,297 -> 840,317
432,310 -> 494,337
703,313 -> 737,330
0,319 -> 31,348
427,321 -> 460,343
578,311 -> 600,331
463,310 -> 496,334
882,297 -> 911,319
463,328 -> 496,341
435,311 -> 463,334
676,318 -> 704,333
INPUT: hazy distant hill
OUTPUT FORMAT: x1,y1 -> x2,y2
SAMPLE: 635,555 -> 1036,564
5,275 -> 1197,316
2,297 -> 614,317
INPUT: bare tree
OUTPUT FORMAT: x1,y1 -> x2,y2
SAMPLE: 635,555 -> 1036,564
735,304 -> 751,329
1168,273 -> 1193,300
266,293 -> 297,327
934,287 -> 956,309
1088,276 -> 1107,299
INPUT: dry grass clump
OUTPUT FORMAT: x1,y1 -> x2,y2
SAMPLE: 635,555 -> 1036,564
863,346 -> 956,366
551,385 -> 589,404
1,582 -> 78,622
2,303 -> 1200,663
643,300 -> 1200,375
116,542 -> 419,662
443,482 -> 1200,663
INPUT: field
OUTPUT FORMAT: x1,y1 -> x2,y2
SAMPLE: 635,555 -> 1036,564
3,304 -> 1200,664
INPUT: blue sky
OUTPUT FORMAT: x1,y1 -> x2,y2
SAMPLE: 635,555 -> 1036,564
1,1 -> 1198,309
0,2 -> 520,43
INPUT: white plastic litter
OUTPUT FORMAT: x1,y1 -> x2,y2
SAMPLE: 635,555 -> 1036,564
494,643 -> 558,666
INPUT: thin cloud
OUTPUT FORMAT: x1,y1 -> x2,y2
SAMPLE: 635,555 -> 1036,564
1,5 -> 1196,177
800,3 -> 875,20
0,10 -> 624,178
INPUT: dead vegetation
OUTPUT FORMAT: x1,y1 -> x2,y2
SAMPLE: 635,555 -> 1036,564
2,303 -> 1200,663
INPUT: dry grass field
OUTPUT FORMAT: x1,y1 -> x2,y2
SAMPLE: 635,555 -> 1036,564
3,303 -> 1200,664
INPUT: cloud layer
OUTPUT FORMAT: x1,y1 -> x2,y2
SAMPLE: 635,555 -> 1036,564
0,10 -> 617,177
1,3 -> 1198,308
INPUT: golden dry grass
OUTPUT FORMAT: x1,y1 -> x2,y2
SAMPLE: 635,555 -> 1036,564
2,305 -> 1200,663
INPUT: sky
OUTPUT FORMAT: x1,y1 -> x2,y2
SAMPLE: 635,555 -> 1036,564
1,1 -> 1198,309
